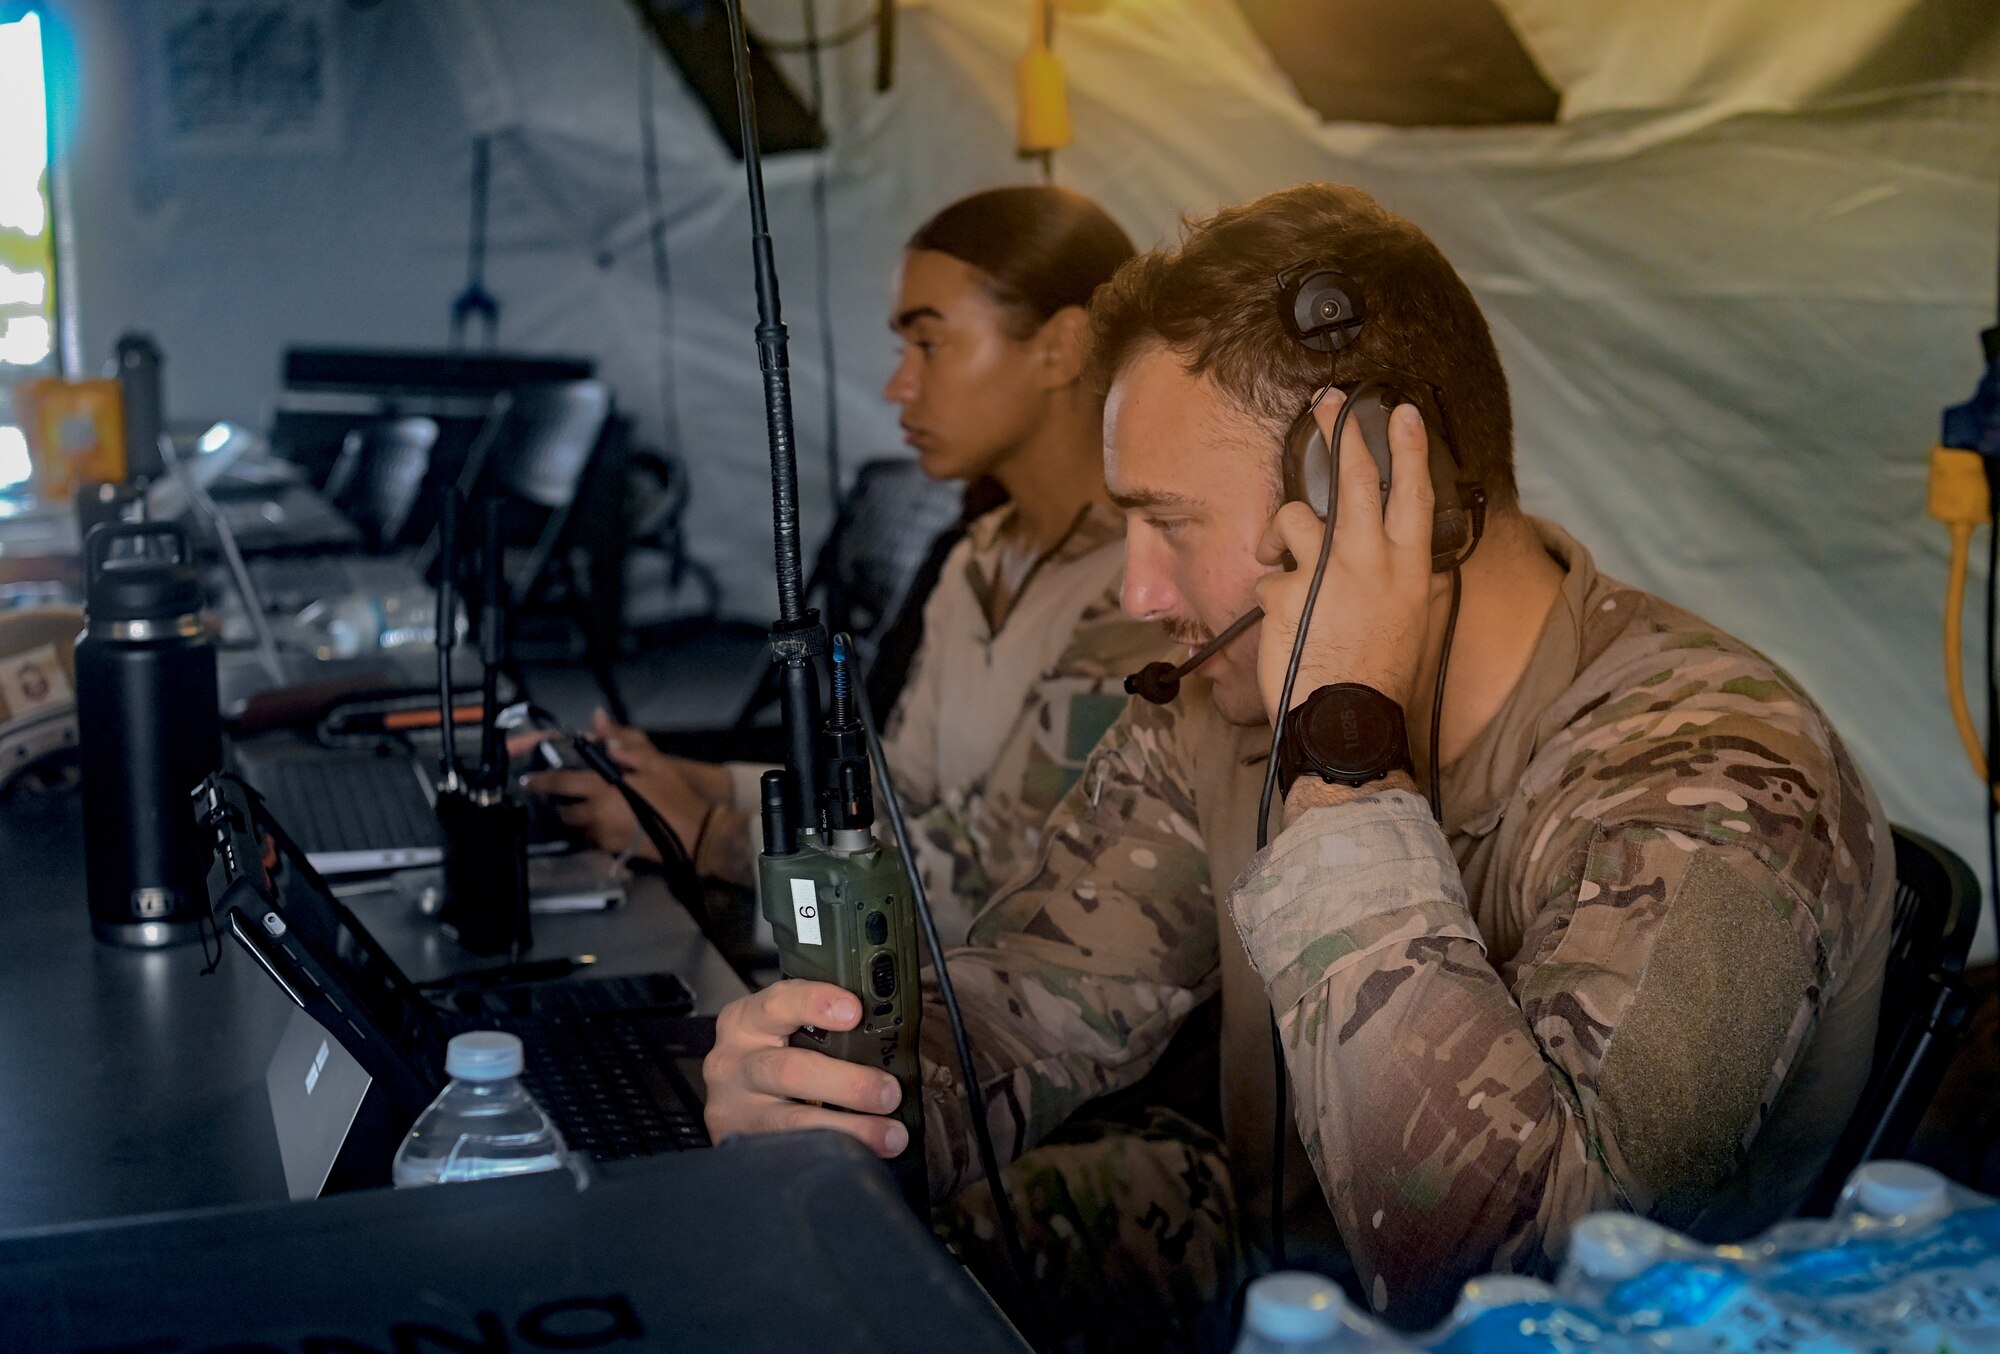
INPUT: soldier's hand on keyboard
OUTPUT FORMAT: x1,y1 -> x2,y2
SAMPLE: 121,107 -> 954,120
518,711 -> 733,863
702,980 -> 910,1159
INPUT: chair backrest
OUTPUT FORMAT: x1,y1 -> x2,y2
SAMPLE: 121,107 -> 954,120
480,381 -> 612,511
828,458 -> 967,645
433,381 -> 616,608
1801,824 -> 1982,1213
1880,827 -> 1982,1052
321,417 -> 438,551
731,460 -> 972,731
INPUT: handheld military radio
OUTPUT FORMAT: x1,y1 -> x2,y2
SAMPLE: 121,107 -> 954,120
713,0 -> 927,1210
758,639 -> 926,1209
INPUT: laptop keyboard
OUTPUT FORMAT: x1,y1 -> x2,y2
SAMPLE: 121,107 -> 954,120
247,556 -> 357,611
252,753 -> 442,855
498,1013 -> 713,1161
442,971 -> 695,1020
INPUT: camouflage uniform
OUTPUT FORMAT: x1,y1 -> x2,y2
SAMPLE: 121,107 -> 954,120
728,501 -> 1173,945
882,501 -> 1173,944
921,520 -> 1893,1337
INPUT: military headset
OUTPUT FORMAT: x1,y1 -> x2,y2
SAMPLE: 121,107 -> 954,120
1274,260 -> 1485,569
1123,262 -> 1488,706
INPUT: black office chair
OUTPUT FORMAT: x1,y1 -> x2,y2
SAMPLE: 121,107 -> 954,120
727,458 -> 969,731
419,381 -> 628,719
1801,824 -> 1982,1214
320,417 -> 438,552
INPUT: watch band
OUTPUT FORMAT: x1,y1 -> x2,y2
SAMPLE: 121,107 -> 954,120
1276,683 -> 1414,796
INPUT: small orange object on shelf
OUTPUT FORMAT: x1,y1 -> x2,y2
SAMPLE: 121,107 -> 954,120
18,378 -> 126,502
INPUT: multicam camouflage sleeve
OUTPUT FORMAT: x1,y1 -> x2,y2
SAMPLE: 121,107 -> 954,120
1231,783 -> 1839,1325
896,584 -> 1173,946
917,695 -> 1221,1199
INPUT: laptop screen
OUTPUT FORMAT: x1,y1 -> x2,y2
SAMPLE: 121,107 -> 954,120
281,866 -> 443,1064
205,772 -> 448,1084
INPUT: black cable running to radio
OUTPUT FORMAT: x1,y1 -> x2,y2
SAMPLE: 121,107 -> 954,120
1432,566 -> 1463,823
507,704 -> 734,965
1253,384 -> 1366,1271
846,635 -> 1056,1354
436,491 -> 462,790
1254,385 -> 1371,850
1251,384 -> 1465,1270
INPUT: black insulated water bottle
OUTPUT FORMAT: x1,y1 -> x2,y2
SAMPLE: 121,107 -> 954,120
77,522 -> 221,947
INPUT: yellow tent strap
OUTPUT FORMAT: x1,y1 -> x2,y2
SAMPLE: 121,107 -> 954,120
1931,447 -> 2000,806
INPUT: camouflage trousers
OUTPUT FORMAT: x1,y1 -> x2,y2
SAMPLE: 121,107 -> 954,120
936,1108 -> 1246,1354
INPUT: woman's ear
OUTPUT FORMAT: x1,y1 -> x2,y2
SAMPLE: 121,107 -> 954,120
1033,305 -> 1091,390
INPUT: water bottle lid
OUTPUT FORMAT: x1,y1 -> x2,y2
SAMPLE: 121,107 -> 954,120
83,524 -> 204,625
446,1031 -> 524,1081
1567,1214 -> 1672,1280
1244,1272 -> 1346,1342
1853,1161 -> 1948,1220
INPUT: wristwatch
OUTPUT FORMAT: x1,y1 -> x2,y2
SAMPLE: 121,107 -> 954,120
1276,683 -> 1414,796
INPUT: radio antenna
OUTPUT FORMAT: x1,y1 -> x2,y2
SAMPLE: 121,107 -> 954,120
723,0 -> 824,818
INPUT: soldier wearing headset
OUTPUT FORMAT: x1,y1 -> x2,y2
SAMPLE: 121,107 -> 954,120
699,182 -> 1894,1348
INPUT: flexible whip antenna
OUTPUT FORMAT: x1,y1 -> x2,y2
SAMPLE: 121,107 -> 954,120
723,0 -> 825,813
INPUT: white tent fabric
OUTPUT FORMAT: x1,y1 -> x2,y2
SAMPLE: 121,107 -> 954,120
1500,0 -> 2000,120
54,0 -> 2000,951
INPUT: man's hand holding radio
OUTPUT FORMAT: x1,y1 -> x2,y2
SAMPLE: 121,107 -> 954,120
702,979 -> 912,1159
1254,393 -> 1435,723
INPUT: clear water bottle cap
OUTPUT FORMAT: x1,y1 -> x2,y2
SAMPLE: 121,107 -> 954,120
445,1031 -> 524,1081
1568,1214 -> 1671,1280
1245,1272 -> 1346,1342
1853,1161 -> 1948,1220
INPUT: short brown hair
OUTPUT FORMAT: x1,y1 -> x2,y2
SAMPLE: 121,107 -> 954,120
909,186 -> 1137,340
1089,183 -> 1515,505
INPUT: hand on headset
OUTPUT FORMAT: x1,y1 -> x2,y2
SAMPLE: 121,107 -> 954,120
1253,389 -> 1437,724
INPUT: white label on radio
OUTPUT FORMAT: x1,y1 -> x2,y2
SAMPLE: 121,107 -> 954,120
790,878 -> 822,946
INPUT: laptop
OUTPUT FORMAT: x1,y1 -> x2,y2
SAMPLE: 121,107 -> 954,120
231,736 -> 586,877
196,772 -> 712,1196
231,741 -> 446,874
244,552 -> 426,616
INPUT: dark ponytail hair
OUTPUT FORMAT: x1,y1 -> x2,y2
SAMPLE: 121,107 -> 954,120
907,186 -> 1137,339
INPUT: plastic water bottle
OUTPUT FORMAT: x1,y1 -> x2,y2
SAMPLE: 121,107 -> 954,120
1763,1163 -> 2000,1352
1832,1159 -> 1965,1229
1558,1214 -> 1678,1310
1424,1275 -> 1621,1353
1233,1273 -> 1416,1352
390,1032 -> 573,1188
283,585 -> 457,660
1559,1213 -> 1846,1352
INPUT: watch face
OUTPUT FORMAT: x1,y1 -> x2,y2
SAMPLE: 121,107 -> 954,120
1304,689 -> 1399,775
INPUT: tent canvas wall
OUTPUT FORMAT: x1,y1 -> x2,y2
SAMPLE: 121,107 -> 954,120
35,0 -> 2000,951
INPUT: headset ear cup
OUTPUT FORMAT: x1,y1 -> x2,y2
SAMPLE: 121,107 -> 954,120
1283,405 -> 1333,521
